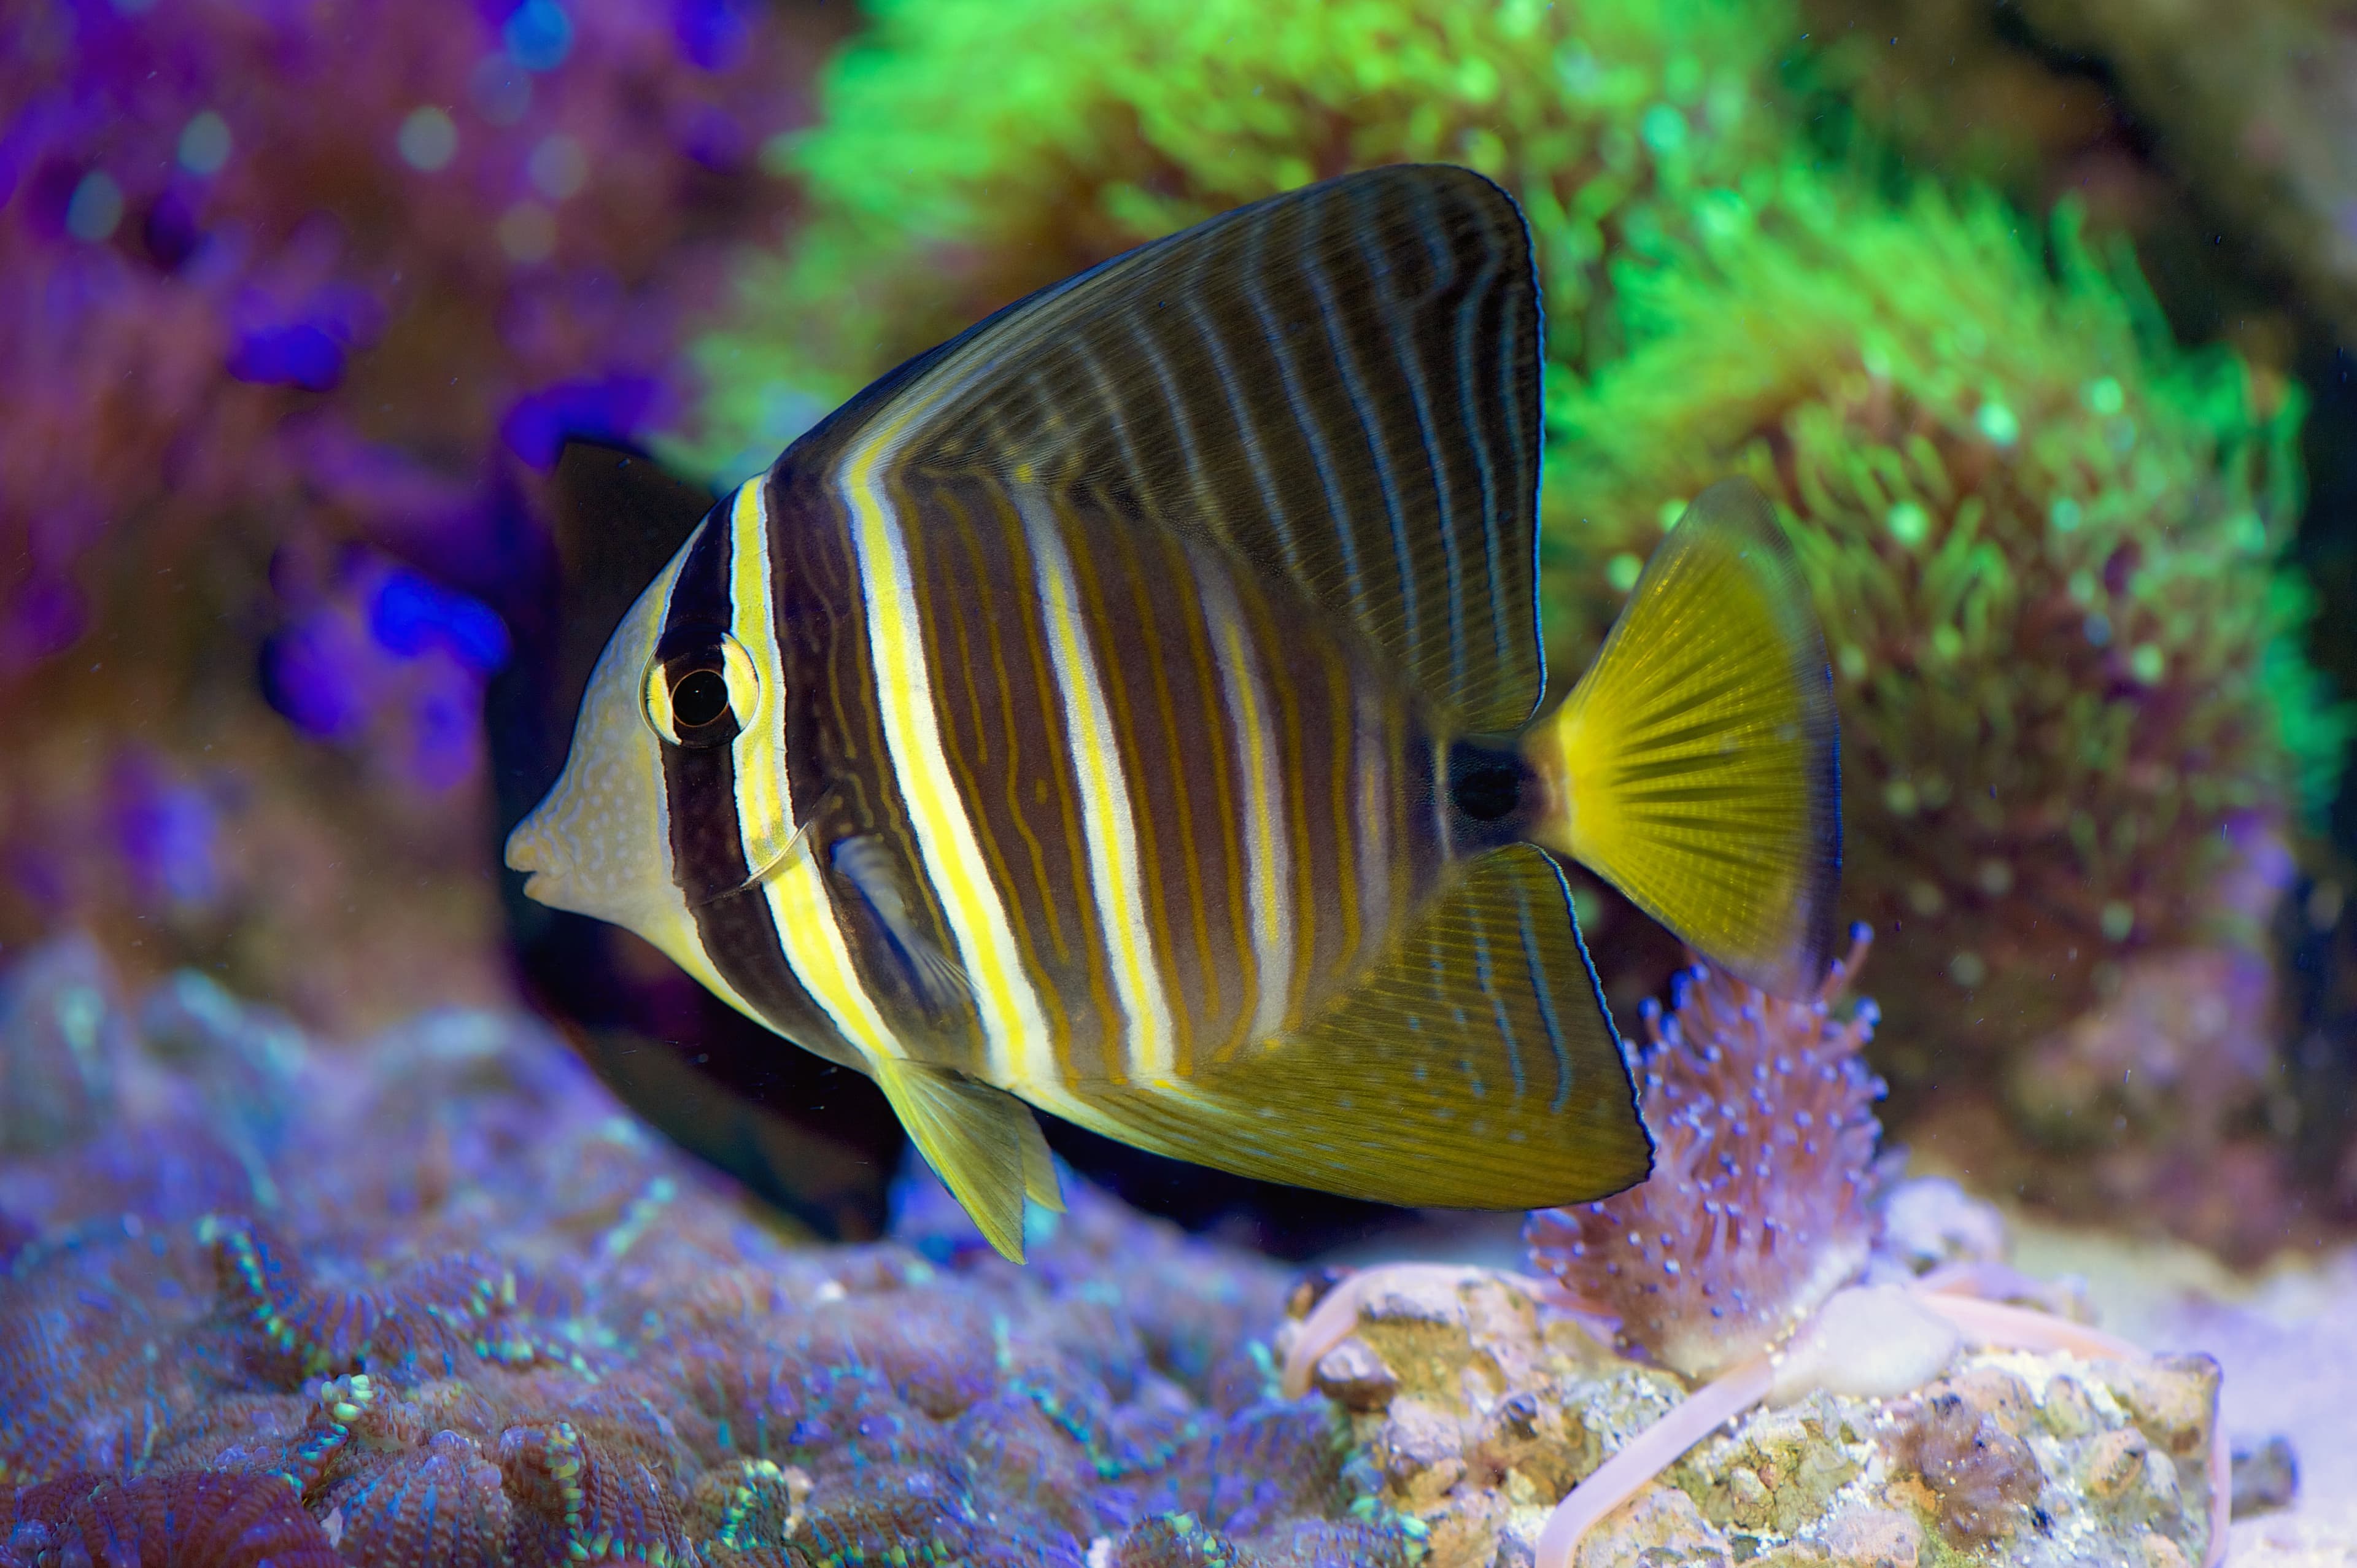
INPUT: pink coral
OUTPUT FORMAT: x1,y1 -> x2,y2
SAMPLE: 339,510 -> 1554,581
1524,929 -> 1885,1378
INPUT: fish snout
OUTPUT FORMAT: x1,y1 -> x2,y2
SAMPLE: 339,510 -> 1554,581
503,813 -> 569,905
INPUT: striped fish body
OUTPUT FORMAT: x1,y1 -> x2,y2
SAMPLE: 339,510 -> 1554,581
684,462 -> 1468,1094
509,166 -> 1844,1261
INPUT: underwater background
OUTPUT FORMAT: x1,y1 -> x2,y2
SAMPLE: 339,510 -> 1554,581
3,1 -> 2356,1563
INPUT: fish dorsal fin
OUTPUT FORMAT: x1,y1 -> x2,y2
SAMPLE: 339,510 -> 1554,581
1047,845 -> 1651,1209
798,164 -> 1547,730
870,1056 -> 1058,1260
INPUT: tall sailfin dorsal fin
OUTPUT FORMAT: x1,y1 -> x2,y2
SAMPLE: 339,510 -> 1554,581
1041,845 -> 1651,1209
870,1057 -> 1061,1261
791,165 -> 1547,731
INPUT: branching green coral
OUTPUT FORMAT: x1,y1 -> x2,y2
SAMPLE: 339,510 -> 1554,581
1540,168 -> 2345,1078
676,0 -> 1803,479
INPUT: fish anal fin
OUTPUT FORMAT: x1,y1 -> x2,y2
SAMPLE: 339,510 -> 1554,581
1018,1109 -> 1064,1214
1049,846 -> 1651,1210
870,1057 -> 1045,1261
1531,477 -> 1841,998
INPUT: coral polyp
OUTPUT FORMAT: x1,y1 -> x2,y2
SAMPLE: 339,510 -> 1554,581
1525,929 -> 1884,1378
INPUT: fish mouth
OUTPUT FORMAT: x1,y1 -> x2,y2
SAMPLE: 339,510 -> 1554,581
503,821 -> 565,903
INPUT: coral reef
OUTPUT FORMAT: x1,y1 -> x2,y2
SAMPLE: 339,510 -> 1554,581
0,0 -> 835,1025
1538,167 -> 2336,1175
677,0 -> 1803,477
1,1470 -> 341,1568
1524,931 -> 1884,1378
0,939 -> 1418,1565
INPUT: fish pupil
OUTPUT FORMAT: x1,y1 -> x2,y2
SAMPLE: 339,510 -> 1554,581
672,668 -> 730,729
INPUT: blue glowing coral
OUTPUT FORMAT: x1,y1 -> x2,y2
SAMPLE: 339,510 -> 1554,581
0,941 -> 1417,1565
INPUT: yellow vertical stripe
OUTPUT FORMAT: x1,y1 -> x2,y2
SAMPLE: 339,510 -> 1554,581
1199,562 -> 1294,1051
1017,491 -> 1173,1081
840,444 -> 1054,1087
723,479 -> 900,1061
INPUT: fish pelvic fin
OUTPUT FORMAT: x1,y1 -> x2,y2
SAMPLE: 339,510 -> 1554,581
1527,477 -> 1841,999
1043,844 -> 1651,1210
870,1056 -> 1056,1261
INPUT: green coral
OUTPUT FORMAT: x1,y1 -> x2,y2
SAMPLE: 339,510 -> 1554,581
676,0 -> 1802,477
1541,168 -> 2343,1079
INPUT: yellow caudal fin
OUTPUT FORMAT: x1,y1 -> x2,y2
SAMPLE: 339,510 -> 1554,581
1527,479 -> 1840,999
870,1057 -> 1056,1261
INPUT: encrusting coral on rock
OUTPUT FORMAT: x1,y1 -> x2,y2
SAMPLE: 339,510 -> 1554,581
0,939 -> 1418,1567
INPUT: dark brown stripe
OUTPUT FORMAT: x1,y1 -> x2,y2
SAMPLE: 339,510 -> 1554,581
655,502 -> 857,1065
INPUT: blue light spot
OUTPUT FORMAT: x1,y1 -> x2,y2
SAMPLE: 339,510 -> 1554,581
178,112 -> 233,176
674,0 -> 751,70
397,107 -> 459,172
261,620 -> 369,740
500,375 -> 660,469
65,171 -> 123,242
370,571 -> 510,674
504,0 -> 575,72
228,323 -> 344,392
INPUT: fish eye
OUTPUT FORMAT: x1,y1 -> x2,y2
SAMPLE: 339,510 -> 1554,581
643,630 -> 761,749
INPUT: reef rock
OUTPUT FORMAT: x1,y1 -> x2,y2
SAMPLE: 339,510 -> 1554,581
1275,1268 -> 2221,1568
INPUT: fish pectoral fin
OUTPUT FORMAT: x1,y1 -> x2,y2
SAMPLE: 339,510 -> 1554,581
830,834 -> 976,1018
1531,477 -> 1841,999
729,784 -> 838,900
1057,844 -> 1652,1210
870,1056 -> 1050,1261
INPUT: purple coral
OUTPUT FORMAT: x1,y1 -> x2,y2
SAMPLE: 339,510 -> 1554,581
0,940 -> 1419,1566
1,1470 -> 340,1568
1525,929 -> 1886,1378
0,0 -> 831,1005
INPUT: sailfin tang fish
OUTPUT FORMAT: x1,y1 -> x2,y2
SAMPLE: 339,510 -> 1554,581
506,164 -> 1841,1262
